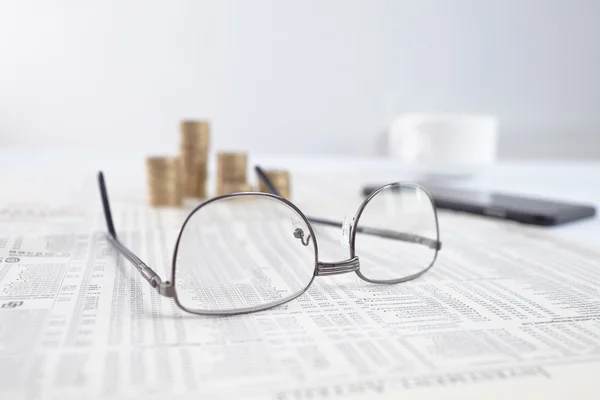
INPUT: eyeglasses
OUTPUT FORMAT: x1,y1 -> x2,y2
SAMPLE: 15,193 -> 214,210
98,166 -> 442,316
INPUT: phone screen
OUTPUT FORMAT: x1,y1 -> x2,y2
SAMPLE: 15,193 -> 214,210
425,186 -> 581,214
362,183 -> 596,225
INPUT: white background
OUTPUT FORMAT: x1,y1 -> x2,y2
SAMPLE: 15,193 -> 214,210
1,0 -> 599,159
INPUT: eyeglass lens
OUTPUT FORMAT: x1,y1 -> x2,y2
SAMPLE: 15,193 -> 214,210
173,195 -> 316,314
353,184 -> 439,282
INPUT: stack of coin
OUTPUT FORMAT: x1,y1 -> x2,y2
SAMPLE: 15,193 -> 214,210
216,152 -> 252,195
258,169 -> 291,199
179,120 -> 210,198
218,182 -> 254,195
145,156 -> 183,206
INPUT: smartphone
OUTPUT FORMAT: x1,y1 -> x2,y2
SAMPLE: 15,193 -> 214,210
362,184 -> 597,226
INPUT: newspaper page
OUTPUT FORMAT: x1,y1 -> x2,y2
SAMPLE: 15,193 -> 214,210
1,171 -> 600,399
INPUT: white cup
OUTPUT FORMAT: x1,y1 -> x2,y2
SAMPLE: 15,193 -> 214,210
388,113 -> 499,177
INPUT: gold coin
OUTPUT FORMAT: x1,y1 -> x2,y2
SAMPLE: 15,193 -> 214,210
179,120 -> 210,198
145,156 -> 183,206
257,169 -> 291,199
179,120 -> 210,148
146,156 -> 180,167
179,145 -> 209,161
216,152 -> 247,183
216,182 -> 254,196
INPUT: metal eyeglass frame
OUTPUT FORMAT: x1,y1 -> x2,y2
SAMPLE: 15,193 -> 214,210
97,165 -> 442,315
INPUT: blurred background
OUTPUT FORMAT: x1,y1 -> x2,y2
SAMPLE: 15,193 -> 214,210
0,0 -> 599,159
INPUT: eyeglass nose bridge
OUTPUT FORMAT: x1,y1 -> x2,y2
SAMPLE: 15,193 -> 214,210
316,256 -> 360,276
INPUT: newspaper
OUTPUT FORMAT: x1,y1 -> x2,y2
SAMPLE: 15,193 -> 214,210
1,171 -> 600,399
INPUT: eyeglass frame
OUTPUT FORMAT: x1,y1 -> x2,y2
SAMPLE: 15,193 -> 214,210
97,165 -> 442,316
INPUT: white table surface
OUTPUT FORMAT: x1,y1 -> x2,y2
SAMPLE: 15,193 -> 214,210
1,148 -> 599,399
1,148 -> 598,246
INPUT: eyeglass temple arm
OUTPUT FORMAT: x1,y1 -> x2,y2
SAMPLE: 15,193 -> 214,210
255,166 -> 442,251
98,171 -> 175,297
306,216 -> 441,250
